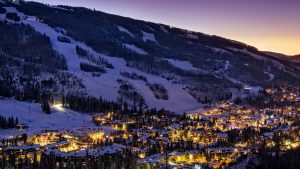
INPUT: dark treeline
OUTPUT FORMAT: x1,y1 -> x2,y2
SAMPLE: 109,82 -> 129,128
117,79 -> 145,108
120,71 -> 147,82
76,45 -> 88,57
0,20 -> 69,110
41,93 -> 51,114
76,45 -> 114,69
62,94 -> 121,114
148,83 -> 168,100
0,21 -> 66,72
0,115 -> 19,129
186,86 -> 233,104
57,36 -> 71,43
0,7 -> 6,14
61,92 -> 156,115
0,20 -> 66,101
0,29 -> 66,74
253,148 -> 300,169
6,12 -> 20,21
246,130 -> 300,169
80,62 -> 106,73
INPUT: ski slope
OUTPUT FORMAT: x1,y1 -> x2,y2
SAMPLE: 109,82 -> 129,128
2,6 -> 201,113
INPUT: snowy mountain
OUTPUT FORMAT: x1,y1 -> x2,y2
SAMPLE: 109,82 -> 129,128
0,0 -> 299,113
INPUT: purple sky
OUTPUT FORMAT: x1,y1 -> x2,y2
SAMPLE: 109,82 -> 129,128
32,0 -> 300,55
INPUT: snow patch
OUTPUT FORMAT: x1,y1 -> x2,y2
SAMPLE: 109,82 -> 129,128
215,60 -> 231,74
165,58 -> 200,71
142,31 -> 157,43
227,47 -> 265,60
117,26 -> 134,37
131,80 -> 200,114
160,25 -> 169,34
226,77 -> 262,94
144,25 -> 155,32
187,33 -> 198,40
264,71 -> 274,81
0,14 -> 5,21
211,47 -> 231,54
123,44 -> 148,55
0,7 -> 25,23
243,86 -> 262,93
48,5 -> 72,11
25,15 -> 37,21
4,7 -> 18,13
224,60 -> 230,71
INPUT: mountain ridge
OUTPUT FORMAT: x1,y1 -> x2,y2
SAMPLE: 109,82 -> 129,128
0,0 -> 299,113
27,2 -> 300,63
265,51 -> 300,64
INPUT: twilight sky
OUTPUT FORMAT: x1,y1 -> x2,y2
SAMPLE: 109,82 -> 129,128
32,0 -> 300,55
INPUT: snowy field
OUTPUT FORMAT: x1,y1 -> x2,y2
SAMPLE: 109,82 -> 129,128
0,99 -> 95,139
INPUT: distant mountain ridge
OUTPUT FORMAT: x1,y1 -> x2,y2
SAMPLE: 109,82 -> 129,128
265,51 -> 300,64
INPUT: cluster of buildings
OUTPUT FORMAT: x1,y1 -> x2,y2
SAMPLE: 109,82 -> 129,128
0,86 -> 300,168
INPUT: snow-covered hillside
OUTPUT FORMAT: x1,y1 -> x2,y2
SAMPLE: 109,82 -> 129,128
1,6 -> 200,113
1,1 -> 299,115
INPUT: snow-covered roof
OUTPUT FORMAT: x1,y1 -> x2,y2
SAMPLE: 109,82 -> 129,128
5,144 -> 40,151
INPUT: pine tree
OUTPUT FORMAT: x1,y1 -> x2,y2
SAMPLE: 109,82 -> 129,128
41,101 -> 51,114
15,117 -> 18,127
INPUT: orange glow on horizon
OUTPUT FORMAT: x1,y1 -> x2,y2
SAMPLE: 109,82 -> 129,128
233,35 -> 300,56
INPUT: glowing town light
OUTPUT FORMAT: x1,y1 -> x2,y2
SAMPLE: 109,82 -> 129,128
138,152 -> 146,159
122,123 -> 127,131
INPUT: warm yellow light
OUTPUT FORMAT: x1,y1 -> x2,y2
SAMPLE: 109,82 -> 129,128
53,104 -> 65,112
60,142 -> 79,152
291,142 -> 299,148
122,124 -> 127,131
88,131 -> 104,141
138,153 -> 146,159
